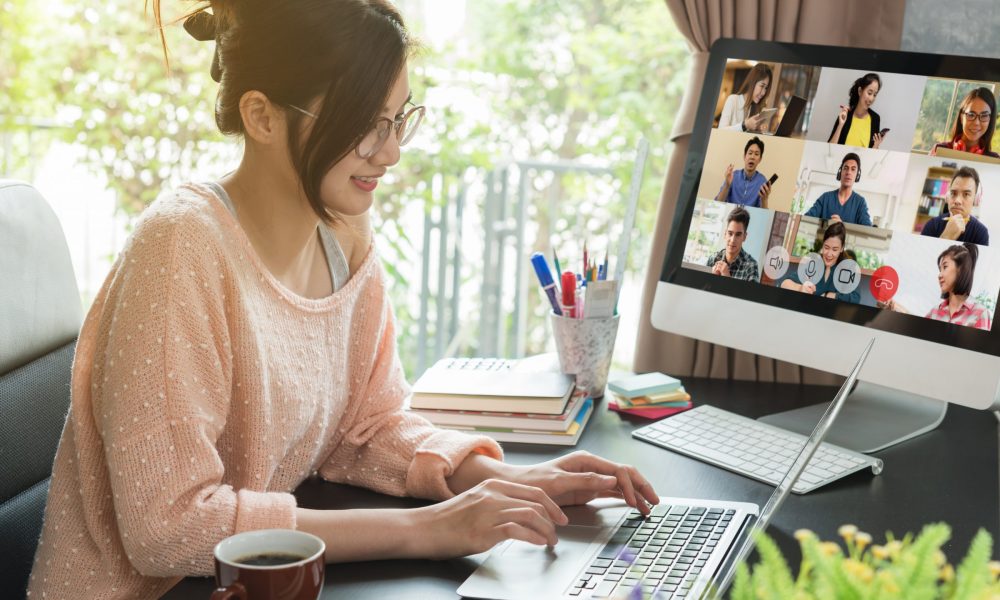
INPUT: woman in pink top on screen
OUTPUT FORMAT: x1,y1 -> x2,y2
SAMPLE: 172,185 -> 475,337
880,243 -> 992,331
931,87 -> 1000,158
27,2 -> 658,598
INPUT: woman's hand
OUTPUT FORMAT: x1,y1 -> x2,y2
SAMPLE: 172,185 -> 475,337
410,478 -> 568,559
872,131 -> 884,149
744,113 -> 765,132
503,451 -> 660,515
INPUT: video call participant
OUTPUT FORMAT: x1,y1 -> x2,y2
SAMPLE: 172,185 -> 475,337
780,221 -> 860,303
828,73 -> 885,148
718,63 -> 773,133
715,136 -> 773,208
921,166 -> 989,245
931,87 -> 999,158
881,243 -> 992,331
706,206 -> 759,281
803,153 -> 872,226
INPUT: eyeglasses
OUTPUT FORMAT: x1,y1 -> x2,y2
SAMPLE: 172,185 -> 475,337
961,110 -> 992,123
288,103 -> 426,159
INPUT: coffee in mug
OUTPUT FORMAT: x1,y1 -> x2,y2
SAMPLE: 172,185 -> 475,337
212,529 -> 325,600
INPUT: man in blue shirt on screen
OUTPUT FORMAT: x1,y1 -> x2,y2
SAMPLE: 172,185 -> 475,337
804,152 -> 873,226
715,136 -> 772,208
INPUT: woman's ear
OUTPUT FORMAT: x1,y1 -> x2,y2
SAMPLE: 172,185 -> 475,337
240,90 -> 284,144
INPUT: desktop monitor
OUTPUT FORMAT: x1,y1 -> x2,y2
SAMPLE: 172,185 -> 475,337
652,39 -> 1000,453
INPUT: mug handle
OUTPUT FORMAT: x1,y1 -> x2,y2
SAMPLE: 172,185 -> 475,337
211,582 -> 247,600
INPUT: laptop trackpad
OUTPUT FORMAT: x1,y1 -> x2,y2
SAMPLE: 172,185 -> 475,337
458,503 -> 631,599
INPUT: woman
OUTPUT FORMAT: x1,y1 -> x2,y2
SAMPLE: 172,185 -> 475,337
718,63 -> 773,132
27,2 -> 658,598
883,243 -> 992,330
931,87 -> 999,158
780,221 -> 861,304
828,73 -> 884,148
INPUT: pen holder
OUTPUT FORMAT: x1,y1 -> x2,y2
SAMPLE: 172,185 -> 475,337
549,312 -> 620,399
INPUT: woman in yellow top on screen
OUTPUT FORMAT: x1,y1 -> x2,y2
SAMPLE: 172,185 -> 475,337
718,63 -> 774,133
931,87 -> 1000,158
828,73 -> 884,148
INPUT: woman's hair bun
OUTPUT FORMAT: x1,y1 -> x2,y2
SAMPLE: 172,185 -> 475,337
963,242 -> 979,267
182,10 -> 216,41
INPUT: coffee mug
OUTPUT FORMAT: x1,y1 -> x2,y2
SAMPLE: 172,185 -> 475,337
212,529 -> 325,600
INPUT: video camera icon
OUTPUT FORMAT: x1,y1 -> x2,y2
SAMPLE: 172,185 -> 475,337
832,259 -> 860,295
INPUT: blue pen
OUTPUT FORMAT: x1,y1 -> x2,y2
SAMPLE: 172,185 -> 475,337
530,252 -> 563,316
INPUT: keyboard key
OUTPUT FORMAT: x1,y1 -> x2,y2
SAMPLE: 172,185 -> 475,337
591,580 -> 618,597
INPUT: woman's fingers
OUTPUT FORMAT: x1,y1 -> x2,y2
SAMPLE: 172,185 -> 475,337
491,522 -> 550,548
495,507 -> 558,546
560,452 -> 661,512
484,479 -> 568,524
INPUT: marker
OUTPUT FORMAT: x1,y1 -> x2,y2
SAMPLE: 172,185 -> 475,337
561,271 -> 577,318
530,252 -> 563,316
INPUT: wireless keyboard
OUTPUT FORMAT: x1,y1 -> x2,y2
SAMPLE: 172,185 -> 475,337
632,405 -> 883,493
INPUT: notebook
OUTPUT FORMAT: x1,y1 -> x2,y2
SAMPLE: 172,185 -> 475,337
410,357 -> 575,415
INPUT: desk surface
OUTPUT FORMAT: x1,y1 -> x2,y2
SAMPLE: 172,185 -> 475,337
166,378 -> 999,599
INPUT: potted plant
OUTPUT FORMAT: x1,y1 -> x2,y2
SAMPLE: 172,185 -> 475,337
729,523 -> 1000,599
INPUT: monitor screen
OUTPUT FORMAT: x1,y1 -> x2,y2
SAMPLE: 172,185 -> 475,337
662,40 -> 1000,357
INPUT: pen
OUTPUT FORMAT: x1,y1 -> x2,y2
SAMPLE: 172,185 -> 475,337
602,252 -> 608,280
553,249 -> 563,281
530,252 -> 563,316
561,271 -> 577,318
583,240 -> 588,279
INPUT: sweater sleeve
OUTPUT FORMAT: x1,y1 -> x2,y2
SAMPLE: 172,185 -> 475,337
804,195 -> 824,218
91,209 -> 296,578
318,277 -> 502,501
855,196 -> 873,226
720,94 -> 744,130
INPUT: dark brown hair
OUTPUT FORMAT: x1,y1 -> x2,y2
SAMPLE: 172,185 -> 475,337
726,206 -> 750,232
848,73 -> 881,110
821,220 -> 848,263
743,136 -> 764,156
951,165 -> 981,192
949,87 -> 997,154
938,243 -> 978,299
150,0 -> 415,224
736,63 -> 773,119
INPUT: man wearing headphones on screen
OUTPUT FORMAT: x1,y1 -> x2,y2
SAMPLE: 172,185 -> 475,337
921,166 -> 990,246
804,152 -> 873,226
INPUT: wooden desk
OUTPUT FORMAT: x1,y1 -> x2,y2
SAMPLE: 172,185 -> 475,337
165,378 -> 999,598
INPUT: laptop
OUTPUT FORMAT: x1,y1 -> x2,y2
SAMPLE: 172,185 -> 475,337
763,95 -> 806,137
457,338 -> 874,600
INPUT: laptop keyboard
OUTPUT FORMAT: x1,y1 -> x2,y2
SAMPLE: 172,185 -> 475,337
632,405 -> 882,493
570,503 -> 734,599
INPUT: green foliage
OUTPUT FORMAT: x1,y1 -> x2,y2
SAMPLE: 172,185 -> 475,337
5,0 -> 690,377
731,524 -> 1000,600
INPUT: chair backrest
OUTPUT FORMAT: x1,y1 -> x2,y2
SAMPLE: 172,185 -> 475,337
0,180 -> 82,597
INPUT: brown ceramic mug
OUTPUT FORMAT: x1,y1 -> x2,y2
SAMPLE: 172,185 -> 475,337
211,529 -> 325,600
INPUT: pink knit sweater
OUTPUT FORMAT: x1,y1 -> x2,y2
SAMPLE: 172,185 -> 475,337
28,184 -> 503,599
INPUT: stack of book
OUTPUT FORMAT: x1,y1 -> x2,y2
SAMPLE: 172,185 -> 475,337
406,357 -> 594,445
607,372 -> 692,419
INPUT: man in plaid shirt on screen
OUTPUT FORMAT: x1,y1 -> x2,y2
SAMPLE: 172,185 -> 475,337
706,205 -> 760,281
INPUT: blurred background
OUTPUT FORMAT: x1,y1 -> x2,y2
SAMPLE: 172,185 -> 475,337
0,0 -> 692,379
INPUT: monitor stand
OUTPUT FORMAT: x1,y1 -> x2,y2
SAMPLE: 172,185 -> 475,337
758,381 -> 947,453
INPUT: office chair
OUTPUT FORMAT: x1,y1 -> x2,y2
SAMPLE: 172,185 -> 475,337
0,180 -> 82,597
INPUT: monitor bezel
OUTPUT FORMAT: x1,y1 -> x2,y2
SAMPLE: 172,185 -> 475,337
661,38 -> 1000,357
